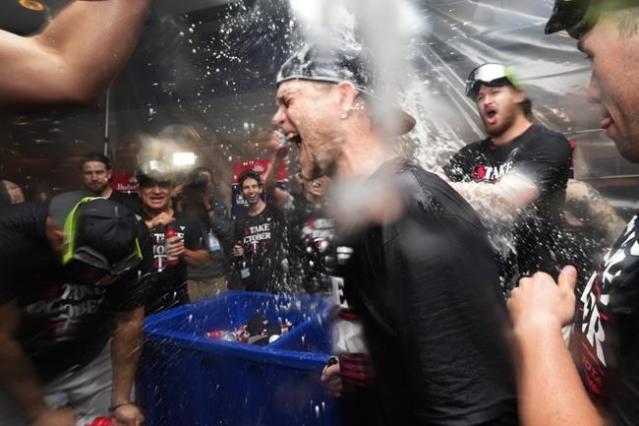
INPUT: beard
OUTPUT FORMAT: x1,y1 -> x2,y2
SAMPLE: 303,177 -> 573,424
483,104 -> 518,139
86,181 -> 110,195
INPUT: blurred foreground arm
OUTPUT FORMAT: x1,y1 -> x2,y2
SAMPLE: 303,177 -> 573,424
0,301 -> 77,425
111,307 -> 144,426
0,0 -> 152,107
448,173 -> 539,221
508,267 -> 605,426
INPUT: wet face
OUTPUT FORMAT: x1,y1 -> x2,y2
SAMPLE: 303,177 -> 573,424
581,11 -> 639,162
272,80 -> 344,180
240,177 -> 263,206
139,181 -> 172,213
82,161 -> 112,195
476,84 -> 525,138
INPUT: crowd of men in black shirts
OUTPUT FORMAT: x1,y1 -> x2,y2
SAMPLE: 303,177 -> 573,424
3,0 -> 639,425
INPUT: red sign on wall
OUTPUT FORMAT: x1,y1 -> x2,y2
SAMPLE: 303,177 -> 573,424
111,172 -> 138,193
232,159 -> 287,183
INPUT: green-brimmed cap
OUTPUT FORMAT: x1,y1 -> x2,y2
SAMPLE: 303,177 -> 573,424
545,0 -> 638,39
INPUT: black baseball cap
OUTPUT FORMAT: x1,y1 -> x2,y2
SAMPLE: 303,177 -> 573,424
545,0 -> 637,39
277,43 -> 416,135
49,191 -> 142,277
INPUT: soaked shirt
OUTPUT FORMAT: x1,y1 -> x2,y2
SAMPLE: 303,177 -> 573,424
336,160 -> 518,425
287,193 -> 334,294
444,124 -> 573,286
232,204 -> 284,292
572,214 -> 639,425
0,203 -> 146,383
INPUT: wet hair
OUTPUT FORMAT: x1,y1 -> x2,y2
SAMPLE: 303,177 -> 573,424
238,170 -> 262,189
81,153 -> 111,170
192,166 -> 215,186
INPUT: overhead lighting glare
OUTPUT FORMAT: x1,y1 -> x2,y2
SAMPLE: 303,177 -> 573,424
172,152 -> 197,167
18,0 -> 46,12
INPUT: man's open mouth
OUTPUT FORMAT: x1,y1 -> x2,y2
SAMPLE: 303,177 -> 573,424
485,108 -> 497,120
286,132 -> 302,147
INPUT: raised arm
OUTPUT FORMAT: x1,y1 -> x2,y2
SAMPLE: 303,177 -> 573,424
508,267 -> 605,426
0,0 -> 152,107
263,132 -> 292,210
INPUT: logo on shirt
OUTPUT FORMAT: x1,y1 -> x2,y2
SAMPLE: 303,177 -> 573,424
578,215 -> 638,397
25,283 -> 106,342
243,222 -> 272,253
150,227 -> 185,272
471,162 -> 513,183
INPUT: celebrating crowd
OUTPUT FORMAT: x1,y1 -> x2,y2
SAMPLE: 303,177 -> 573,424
1,0 -> 639,425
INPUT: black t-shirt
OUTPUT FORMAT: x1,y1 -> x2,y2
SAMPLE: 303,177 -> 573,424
287,193 -> 334,294
444,124 -> 573,284
232,204 -> 285,292
335,160 -> 518,425
571,214 -> 639,425
0,203 -> 146,383
140,213 -> 204,314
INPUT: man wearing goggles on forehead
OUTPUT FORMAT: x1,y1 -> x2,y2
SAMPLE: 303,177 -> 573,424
445,62 -> 572,292
0,192 -> 148,425
506,1 -> 639,426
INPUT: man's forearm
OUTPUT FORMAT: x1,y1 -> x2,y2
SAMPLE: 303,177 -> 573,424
0,0 -> 152,106
448,173 -> 539,221
0,301 -> 49,419
111,308 -> 144,406
514,319 -> 605,426
264,151 -> 291,209
183,248 -> 211,268
0,337 -> 49,420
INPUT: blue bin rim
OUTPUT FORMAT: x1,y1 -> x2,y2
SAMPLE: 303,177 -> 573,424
145,329 -> 331,370
143,291 -> 334,370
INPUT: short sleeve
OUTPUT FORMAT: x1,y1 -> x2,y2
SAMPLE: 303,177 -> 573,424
180,217 -> 206,250
444,144 -> 479,182
105,267 -> 148,312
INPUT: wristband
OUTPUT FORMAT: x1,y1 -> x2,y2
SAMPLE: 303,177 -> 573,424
108,402 -> 137,413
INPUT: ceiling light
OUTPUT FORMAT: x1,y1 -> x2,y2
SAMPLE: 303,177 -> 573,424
172,152 -> 197,167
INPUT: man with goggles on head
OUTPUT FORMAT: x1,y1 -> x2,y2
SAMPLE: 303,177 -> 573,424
507,1 -> 639,426
0,192 -> 147,426
444,62 -> 573,293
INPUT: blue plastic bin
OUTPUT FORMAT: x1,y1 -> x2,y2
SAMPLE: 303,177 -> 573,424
138,291 -> 338,426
